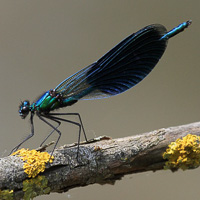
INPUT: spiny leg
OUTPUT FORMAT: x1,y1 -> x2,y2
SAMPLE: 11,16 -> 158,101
9,112 -> 34,155
47,113 -> 88,142
39,116 -> 61,147
36,113 -> 62,158
42,114 -> 82,159
40,114 -> 80,146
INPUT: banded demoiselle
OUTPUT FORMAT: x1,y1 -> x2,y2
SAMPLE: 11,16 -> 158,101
11,20 -> 191,157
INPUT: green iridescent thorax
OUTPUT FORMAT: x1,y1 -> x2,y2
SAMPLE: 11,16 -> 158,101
34,90 -> 78,112
39,96 -> 58,111
34,91 -> 59,112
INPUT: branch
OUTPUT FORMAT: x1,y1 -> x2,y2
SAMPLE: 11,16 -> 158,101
1,121 -> 200,199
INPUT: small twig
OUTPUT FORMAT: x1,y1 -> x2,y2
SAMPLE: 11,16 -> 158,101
36,141 -> 55,152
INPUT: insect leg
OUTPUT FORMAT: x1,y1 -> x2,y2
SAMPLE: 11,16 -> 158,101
39,117 -> 61,147
47,112 -> 88,142
42,114 -> 83,158
36,113 -> 62,157
9,112 -> 34,155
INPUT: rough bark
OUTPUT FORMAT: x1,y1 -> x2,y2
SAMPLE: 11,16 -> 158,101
1,121 -> 200,199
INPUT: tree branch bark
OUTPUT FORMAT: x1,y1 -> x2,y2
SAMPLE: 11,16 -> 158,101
1,121 -> 200,199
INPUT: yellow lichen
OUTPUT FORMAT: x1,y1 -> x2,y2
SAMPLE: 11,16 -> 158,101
0,189 -> 13,200
163,134 -> 200,170
12,148 -> 54,178
23,175 -> 50,199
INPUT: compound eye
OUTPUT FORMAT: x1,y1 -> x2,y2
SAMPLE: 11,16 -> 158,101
19,100 -> 30,119
23,101 -> 30,107
22,106 -> 29,114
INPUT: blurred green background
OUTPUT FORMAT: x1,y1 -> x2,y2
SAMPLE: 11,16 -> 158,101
0,0 -> 199,199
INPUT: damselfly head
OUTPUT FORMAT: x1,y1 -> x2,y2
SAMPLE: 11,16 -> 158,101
19,100 -> 30,119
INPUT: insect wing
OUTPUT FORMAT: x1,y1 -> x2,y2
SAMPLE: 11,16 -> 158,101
55,24 -> 168,100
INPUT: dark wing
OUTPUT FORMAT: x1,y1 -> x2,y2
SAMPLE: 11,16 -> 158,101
55,24 -> 168,100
